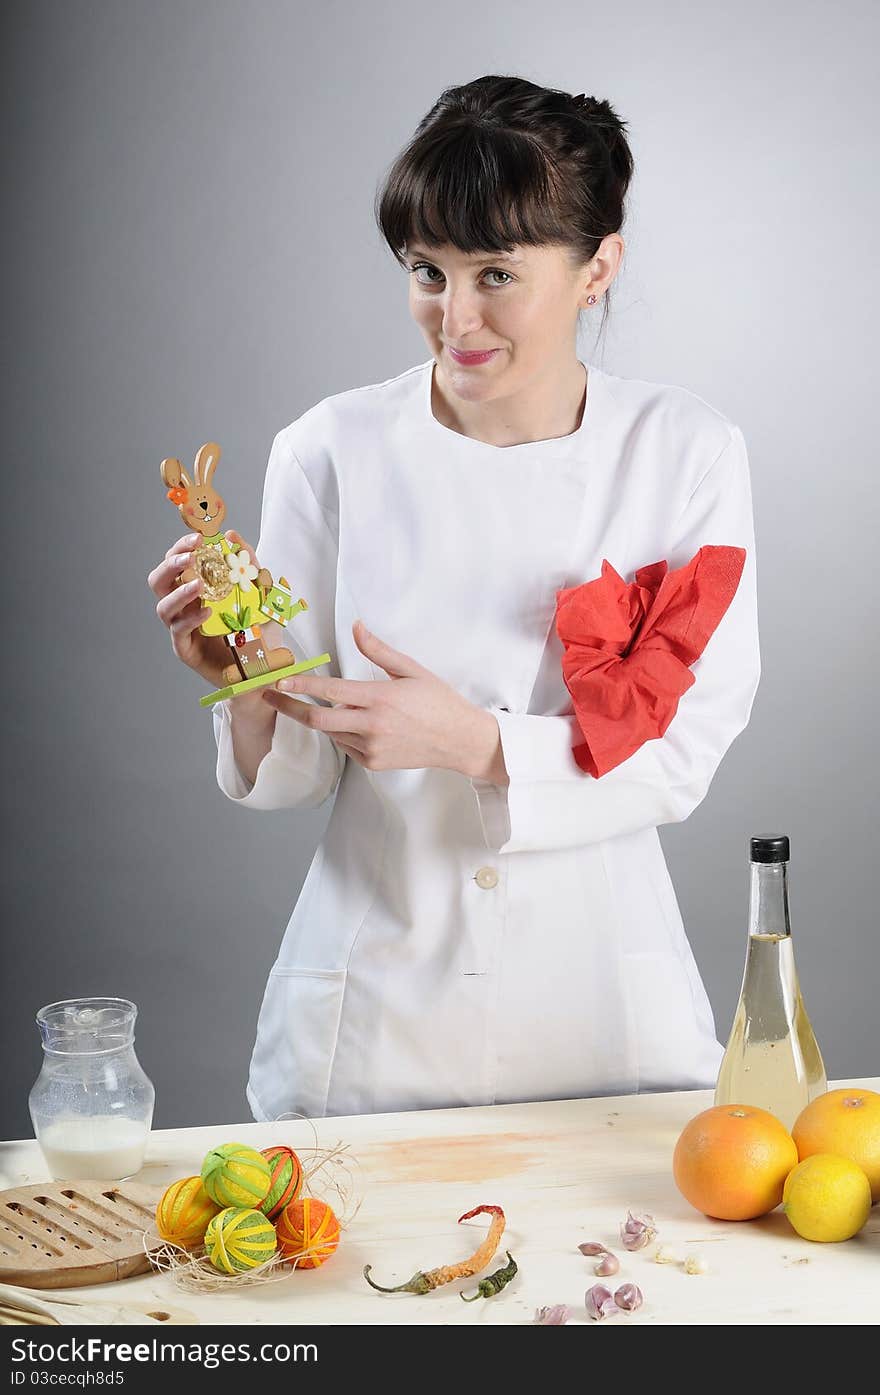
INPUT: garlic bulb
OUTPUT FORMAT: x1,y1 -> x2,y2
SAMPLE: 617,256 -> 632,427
619,1210 -> 658,1251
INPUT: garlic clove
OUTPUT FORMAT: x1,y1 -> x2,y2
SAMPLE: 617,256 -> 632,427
535,1304 -> 571,1325
585,1284 -> 620,1321
614,1282 -> 644,1312
595,1251 -> 620,1277
684,1253 -> 708,1275
653,1244 -> 680,1265
619,1209 -> 658,1251
578,1241 -> 609,1256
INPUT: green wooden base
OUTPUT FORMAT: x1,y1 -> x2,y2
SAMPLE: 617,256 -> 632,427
199,653 -> 332,707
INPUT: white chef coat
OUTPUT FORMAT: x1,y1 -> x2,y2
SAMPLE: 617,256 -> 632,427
212,357 -> 761,1124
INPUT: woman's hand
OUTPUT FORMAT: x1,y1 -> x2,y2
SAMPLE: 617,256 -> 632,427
147,527 -> 272,691
148,530 -> 222,685
263,620 -> 509,784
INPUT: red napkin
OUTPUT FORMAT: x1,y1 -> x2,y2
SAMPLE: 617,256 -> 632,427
554,545 -> 746,777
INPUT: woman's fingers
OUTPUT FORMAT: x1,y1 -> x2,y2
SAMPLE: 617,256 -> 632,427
225,529 -> 260,565
148,533 -> 228,684
257,617 -> 284,649
330,737 -> 366,761
165,532 -> 200,561
168,600 -> 215,672
262,690 -> 370,763
276,673 -> 376,706
169,599 -> 211,643
148,549 -> 196,600
263,690 -> 372,737
155,577 -> 203,627
149,530 -> 261,605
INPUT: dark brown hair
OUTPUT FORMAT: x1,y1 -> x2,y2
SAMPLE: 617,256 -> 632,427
375,75 -> 634,337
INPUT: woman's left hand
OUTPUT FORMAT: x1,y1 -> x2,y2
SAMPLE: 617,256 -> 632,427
262,620 -> 508,783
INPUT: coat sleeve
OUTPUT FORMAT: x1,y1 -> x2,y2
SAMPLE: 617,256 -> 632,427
211,427 -> 345,811
469,425 -> 761,853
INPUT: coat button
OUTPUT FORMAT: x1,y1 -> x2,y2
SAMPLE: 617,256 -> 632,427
475,866 -> 499,890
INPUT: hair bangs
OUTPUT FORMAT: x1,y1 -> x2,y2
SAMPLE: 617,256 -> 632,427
377,123 -> 570,265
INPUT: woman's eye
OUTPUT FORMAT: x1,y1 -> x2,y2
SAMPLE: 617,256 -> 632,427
411,264 -> 444,285
409,264 -> 513,288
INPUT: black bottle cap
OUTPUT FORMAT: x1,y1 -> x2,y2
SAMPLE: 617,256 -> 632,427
750,835 -> 790,863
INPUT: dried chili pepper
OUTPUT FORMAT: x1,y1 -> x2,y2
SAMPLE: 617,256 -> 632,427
363,1204 -> 506,1295
460,1250 -> 518,1301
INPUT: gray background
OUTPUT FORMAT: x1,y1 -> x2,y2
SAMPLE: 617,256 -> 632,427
3,0 -> 877,1137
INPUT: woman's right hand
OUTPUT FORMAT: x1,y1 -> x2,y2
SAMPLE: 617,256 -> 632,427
148,531 -> 231,689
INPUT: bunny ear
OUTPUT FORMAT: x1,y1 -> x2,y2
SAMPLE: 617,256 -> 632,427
194,442 -> 221,486
161,457 -> 193,490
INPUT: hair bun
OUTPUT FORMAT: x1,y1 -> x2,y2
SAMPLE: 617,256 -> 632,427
569,91 -> 628,161
570,92 -> 620,126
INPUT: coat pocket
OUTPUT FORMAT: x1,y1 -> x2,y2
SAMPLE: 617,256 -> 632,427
624,951 -> 723,1094
247,967 -> 347,1123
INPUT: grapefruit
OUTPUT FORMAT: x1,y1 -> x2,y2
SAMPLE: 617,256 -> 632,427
792,1088 -> 880,1203
673,1104 -> 798,1220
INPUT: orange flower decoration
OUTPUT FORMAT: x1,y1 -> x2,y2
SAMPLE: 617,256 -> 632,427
554,545 -> 746,777
167,486 -> 188,505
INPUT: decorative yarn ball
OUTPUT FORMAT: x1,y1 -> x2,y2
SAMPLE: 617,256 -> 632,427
201,1142 -> 272,1209
276,1196 -> 341,1269
203,1206 -> 277,1274
259,1145 -> 304,1220
155,1175 -> 221,1249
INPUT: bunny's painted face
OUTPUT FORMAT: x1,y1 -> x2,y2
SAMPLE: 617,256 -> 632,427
180,486 -> 226,536
161,443 -> 228,538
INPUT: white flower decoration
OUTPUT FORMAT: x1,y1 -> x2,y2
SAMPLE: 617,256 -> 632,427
226,550 -> 259,592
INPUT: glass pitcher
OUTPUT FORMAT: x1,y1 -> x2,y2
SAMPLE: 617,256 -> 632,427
28,997 -> 155,1180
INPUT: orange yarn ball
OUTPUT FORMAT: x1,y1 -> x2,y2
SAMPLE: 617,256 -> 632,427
276,1196 -> 340,1269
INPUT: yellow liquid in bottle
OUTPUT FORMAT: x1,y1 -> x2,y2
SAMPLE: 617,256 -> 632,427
714,933 -> 826,1133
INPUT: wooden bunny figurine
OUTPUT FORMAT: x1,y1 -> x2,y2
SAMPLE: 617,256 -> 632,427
161,442 -> 329,704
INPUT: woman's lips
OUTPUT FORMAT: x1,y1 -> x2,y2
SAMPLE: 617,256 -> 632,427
446,346 -> 500,365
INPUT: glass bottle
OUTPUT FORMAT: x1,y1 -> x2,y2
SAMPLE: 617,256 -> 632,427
714,835 -> 826,1132
28,997 -> 155,1180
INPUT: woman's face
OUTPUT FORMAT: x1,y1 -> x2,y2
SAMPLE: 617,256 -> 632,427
404,237 -> 621,402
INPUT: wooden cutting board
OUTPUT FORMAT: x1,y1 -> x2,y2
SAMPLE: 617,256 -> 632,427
0,1181 -> 164,1289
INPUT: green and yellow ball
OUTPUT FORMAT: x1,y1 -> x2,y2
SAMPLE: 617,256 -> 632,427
204,1206 -> 278,1274
276,1196 -> 340,1269
201,1142 -> 271,1209
155,1175 -> 221,1250
258,1145 -> 304,1221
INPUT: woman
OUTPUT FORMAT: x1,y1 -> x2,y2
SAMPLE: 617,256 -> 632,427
149,75 -> 760,1124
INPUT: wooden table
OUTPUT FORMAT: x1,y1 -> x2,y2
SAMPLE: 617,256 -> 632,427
2,1078 -> 877,1326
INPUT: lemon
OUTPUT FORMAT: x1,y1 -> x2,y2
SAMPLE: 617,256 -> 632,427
782,1153 -> 872,1242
